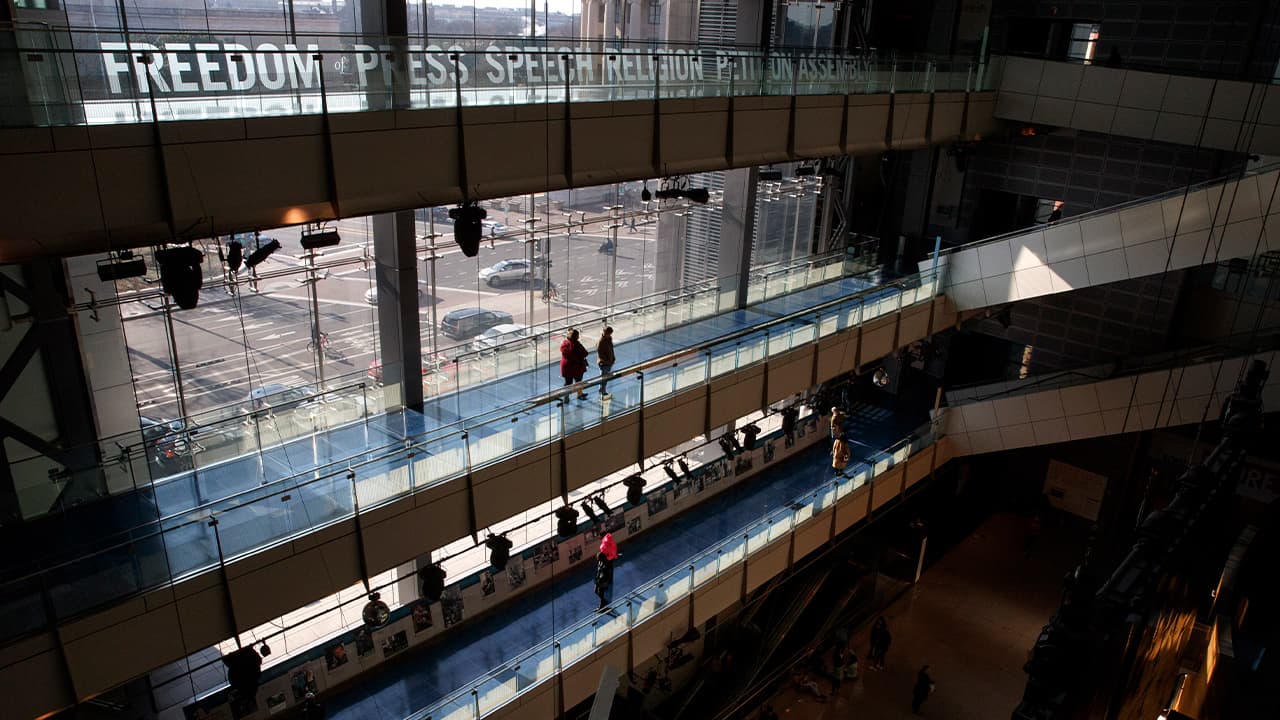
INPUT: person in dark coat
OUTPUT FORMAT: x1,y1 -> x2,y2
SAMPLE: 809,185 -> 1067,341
594,551 -> 614,610
912,665 -> 934,714
869,616 -> 891,669
597,326 -> 616,397
560,329 -> 589,400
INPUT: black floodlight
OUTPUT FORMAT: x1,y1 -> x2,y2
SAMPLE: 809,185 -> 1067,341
96,251 -> 147,281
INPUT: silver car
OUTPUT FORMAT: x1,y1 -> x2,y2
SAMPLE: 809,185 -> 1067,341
477,259 -> 531,287
471,323 -> 532,352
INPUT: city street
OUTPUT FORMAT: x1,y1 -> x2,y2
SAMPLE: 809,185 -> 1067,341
122,212 -> 661,423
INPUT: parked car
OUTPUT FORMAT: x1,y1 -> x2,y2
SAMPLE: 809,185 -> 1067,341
368,354 -> 453,383
471,323 -> 532,352
245,384 -> 319,414
481,220 -> 509,236
364,285 -> 427,305
440,307 -> 514,340
140,416 -> 196,468
477,259 -> 531,287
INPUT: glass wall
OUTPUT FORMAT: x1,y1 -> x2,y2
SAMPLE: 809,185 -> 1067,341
93,175 -> 718,459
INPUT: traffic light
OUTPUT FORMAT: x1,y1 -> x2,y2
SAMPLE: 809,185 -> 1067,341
555,505 -> 580,537
449,201 -> 487,257
485,534 -> 513,570
223,646 -> 263,699
420,563 -> 446,603
623,474 -> 646,506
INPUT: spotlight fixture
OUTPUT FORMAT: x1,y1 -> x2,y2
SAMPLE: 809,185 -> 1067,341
758,168 -> 783,182
223,646 -> 263,699
677,457 -> 692,477
781,406 -> 799,440
654,187 -> 711,204
592,494 -> 612,517
449,201 -> 487,257
300,226 -> 341,250
485,534 -> 514,570
641,181 -> 652,202
582,499 -> 600,523
794,164 -> 817,177
664,461 -> 680,482
623,474 -> 647,506
718,435 -> 737,458
420,563 -> 447,603
244,237 -> 281,268
96,251 -> 147,282
873,367 -> 890,387
556,505 -> 580,537
257,641 -> 271,658
741,424 -> 761,450
362,591 -> 391,628
225,241 -> 244,272
156,246 -> 204,310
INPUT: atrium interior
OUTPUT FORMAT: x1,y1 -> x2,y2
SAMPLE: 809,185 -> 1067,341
1,2 -> 1280,720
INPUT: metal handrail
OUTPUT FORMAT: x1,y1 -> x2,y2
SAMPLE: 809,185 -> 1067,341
0,266 -> 930,591
930,161 -> 1280,261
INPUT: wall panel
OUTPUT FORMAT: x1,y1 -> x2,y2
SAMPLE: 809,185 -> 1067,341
745,541 -> 790,594
692,566 -> 743,626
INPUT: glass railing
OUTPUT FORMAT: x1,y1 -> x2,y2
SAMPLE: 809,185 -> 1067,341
405,421 -> 936,720
8,249 -> 854,526
2,28 -> 996,128
0,265 -> 942,645
944,329 -> 1280,406
930,161 -> 1280,264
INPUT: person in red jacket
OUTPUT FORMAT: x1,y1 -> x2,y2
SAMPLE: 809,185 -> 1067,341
560,328 -> 589,400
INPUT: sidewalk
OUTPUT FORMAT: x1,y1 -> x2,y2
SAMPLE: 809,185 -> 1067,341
766,512 -> 1084,720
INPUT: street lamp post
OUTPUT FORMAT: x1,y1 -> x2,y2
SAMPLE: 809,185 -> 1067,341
300,243 -> 326,391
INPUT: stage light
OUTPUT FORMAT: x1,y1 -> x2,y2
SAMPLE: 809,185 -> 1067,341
677,457 -> 692,477
223,646 -> 263,699
684,187 -> 710,204
592,494 -> 612,517
781,406 -> 799,440
244,238 -> 281,268
653,186 -> 711,204
156,246 -> 204,310
641,181 -> 652,202
96,251 -> 147,281
623,474 -> 646,505
741,424 -> 761,450
664,461 -> 680,481
582,499 -> 600,524
556,505 -> 580,537
794,165 -> 817,177
258,641 -> 271,658
225,241 -> 243,272
759,169 -> 783,182
420,563 -> 447,603
873,368 -> 890,387
718,435 -> 737,458
486,534 -> 514,570
300,227 -> 341,250
449,201 -> 487,257
361,591 -> 390,628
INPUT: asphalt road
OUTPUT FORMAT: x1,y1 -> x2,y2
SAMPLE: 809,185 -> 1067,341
124,216 -> 660,422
